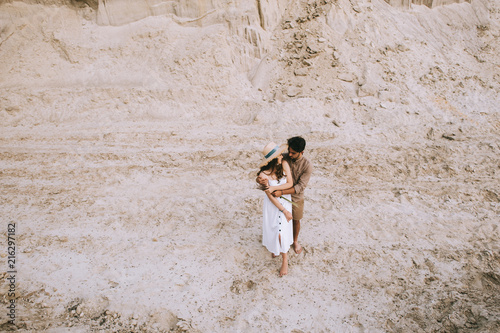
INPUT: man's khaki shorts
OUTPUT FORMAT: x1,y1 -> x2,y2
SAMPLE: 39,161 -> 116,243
292,199 -> 304,220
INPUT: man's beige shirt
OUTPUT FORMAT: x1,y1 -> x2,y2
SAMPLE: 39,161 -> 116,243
284,154 -> 313,202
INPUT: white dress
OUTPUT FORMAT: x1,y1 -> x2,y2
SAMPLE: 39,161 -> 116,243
262,177 -> 293,256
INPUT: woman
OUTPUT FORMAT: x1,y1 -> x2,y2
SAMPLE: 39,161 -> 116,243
257,142 -> 294,276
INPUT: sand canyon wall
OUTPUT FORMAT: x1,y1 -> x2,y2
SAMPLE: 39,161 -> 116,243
96,0 -> 289,27
94,0 -> 472,26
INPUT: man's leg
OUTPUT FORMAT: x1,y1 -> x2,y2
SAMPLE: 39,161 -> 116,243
293,219 -> 302,254
292,199 -> 304,254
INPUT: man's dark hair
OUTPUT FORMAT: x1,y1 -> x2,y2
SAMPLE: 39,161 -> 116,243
288,136 -> 306,153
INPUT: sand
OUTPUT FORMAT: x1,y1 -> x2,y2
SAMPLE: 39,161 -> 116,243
0,0 -> 499,331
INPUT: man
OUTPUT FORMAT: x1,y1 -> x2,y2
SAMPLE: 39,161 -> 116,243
257,136 -> 313,254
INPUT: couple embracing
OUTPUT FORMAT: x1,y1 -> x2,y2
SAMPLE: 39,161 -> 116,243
256,136 -> 313,276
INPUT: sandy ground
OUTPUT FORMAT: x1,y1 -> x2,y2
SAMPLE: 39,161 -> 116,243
0,0 -> 499,332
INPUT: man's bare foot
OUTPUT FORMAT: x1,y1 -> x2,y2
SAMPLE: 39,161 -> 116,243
293,242 -> 303,254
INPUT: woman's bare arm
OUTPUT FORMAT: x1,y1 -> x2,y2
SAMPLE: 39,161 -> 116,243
264,189 -> 293,221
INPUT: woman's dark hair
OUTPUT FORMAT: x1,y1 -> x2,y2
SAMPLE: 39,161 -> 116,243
288,136 -> 306,152
258,157 -> 284,180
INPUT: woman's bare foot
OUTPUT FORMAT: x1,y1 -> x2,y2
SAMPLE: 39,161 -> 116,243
293,242 -> 303,254
279,265 -> 288,276
279,253 -> 288,276
271,253 -> 278,258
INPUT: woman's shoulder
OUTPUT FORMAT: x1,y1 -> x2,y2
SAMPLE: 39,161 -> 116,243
282,159 -> 291,169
